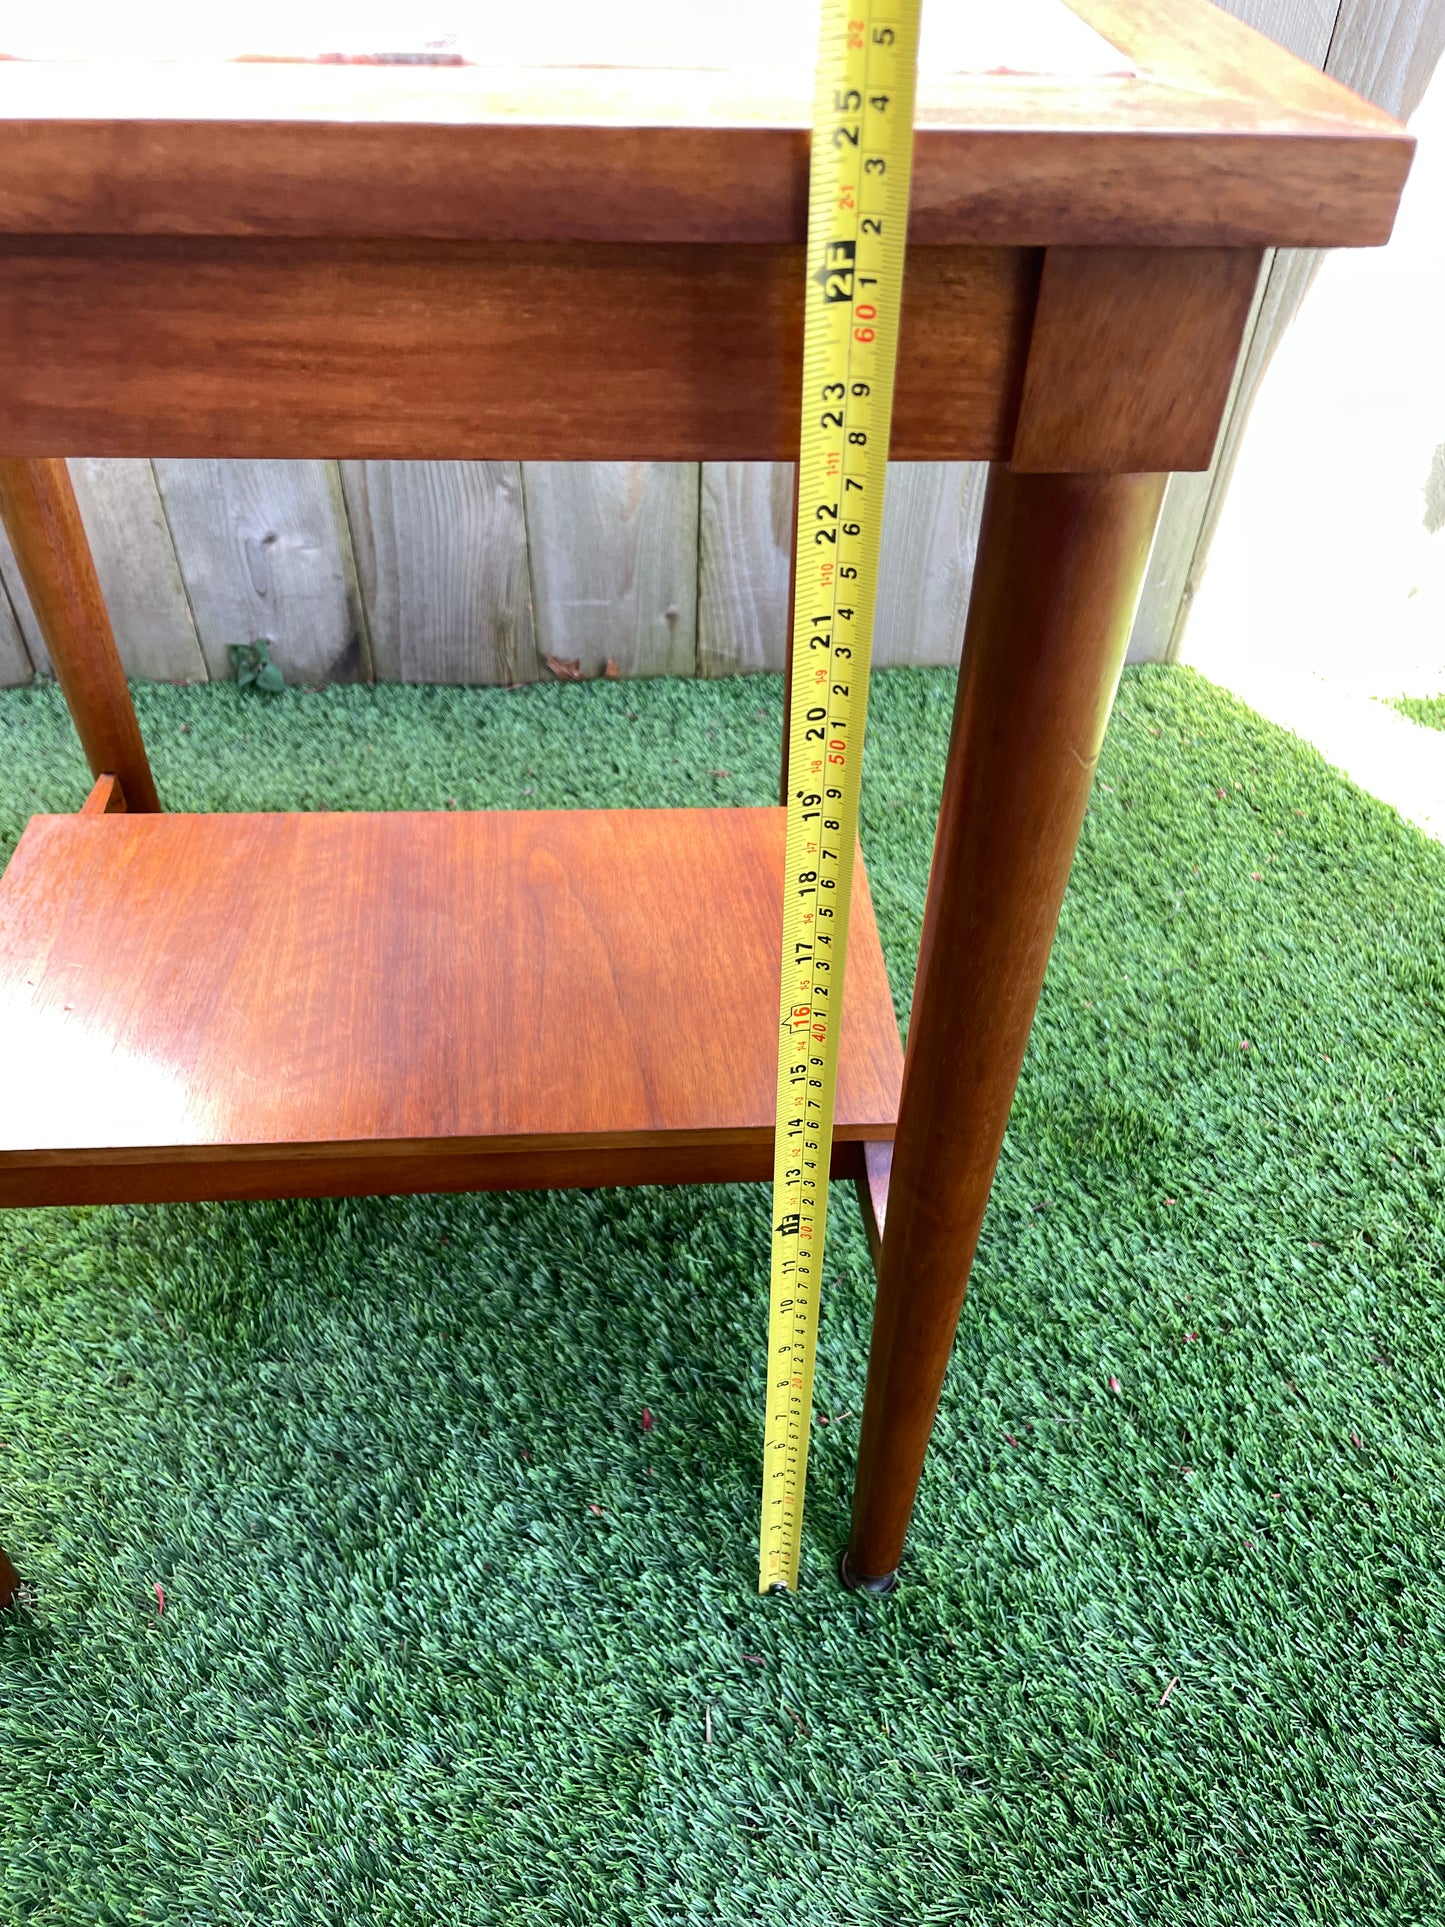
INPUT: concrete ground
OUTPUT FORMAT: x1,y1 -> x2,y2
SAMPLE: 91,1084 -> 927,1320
1181,68 -> 1445,838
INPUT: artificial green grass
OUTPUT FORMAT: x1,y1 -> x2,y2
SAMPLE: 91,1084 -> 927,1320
1389,693 -> 1445,733
3,665 -> 1445,1924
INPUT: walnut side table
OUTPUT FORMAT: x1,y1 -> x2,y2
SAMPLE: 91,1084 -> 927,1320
0,1 -> 1411,1598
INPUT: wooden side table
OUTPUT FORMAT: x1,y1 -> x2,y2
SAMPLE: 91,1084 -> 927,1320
0,1 -> 1411,1600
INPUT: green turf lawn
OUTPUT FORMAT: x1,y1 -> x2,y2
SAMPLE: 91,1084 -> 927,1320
1390,693 -> 1445,732
3,665 -> 1444,1924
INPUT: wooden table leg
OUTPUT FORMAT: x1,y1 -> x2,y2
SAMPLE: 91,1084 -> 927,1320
0,1541 -> 20,1609
0,458 -> 161,812
843,464 -> 1166,1591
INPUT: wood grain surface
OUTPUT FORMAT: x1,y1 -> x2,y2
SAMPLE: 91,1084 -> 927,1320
0,558 -> 32,687
697,462 -> 988,676
521,463 -> 699,679
1012,246 -> 1266,472
65,459 -> 206,681
6,1137 -> 887,1211
0,240 -> 1035,463
0,459 -> 161,811
697,462 -> 796,678
0,1 -> 1411,248
154,458 -> 372,684
78,773 -> 126,816
854,1139 -> 893,1278
847,467 -> 1168,1582
874,464 -> 988,666
0,806 -> 902,1205
339,460 -> 536,685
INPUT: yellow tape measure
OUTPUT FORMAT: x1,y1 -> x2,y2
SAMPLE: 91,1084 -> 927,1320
760,0 -> 922,1593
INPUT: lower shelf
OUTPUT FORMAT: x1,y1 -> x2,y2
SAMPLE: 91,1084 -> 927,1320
0,804 -> 903,1207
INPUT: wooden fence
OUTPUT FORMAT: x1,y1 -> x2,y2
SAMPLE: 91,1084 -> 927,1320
0,459 -> 982,690
0,0 -> 1438,694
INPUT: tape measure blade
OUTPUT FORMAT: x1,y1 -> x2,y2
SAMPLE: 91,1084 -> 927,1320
759,0 -> 922,1594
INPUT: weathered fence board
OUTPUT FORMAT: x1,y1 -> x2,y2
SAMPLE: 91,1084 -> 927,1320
154,458 -> 371,684
0,512 -> 46,676
0,565 -> 30,686
1220,0 -> 1340,55
875,464 -> 987,668
698,461 -> 987,677
1127,0 -> 1336,663
522,463 -> 698,679
1332,0 -> 1445,112
67,458 -> 206,682
340,460 -> 537,685
1128,267 -> 1271,661
1129,0 -> 1444,661
697,462 -> 794,678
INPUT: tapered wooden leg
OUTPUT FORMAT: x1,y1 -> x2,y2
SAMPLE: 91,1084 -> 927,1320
0,1541 -> 19,1609
0,458 -> 160,812
854,1139 -> 892,1276
843,465 -> 1167,1589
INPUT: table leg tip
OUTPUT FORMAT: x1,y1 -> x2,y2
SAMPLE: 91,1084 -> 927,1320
838,1547 -> 898,1596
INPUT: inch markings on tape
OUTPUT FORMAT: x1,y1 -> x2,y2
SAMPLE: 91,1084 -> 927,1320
760,0 -> 921,1594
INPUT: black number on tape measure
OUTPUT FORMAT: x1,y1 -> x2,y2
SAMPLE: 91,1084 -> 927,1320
815,238 -> 856,303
